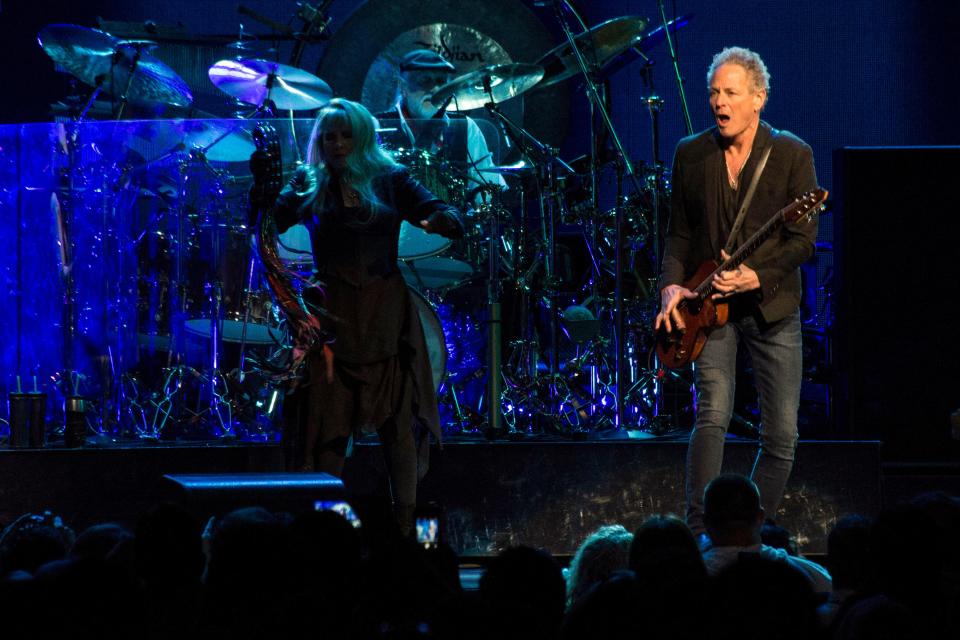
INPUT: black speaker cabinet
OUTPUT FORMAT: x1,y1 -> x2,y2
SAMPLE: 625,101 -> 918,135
833,146 -> 960,458
160,472 -> 345,518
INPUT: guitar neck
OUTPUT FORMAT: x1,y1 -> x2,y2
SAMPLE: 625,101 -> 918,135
692,207 -> 788,297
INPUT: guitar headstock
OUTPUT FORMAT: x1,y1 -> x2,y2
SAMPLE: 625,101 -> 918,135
783,188 -> 828,224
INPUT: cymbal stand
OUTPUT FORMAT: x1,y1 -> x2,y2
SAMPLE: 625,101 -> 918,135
656,0 -> 694,137
140,150 -> 236,439
484,102 -> 574,434
113,41 -> 153,120
547,1 -> 651,431
486,176 -> 504,435
191,152 -> 236,439
189,129 -> 259,391
640,52 -> 671,428
49,136 -> 82,438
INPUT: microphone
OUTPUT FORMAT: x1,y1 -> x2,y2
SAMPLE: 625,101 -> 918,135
431,94 -> 453,118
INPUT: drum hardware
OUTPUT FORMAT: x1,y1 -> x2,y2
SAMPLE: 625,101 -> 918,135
417,63 -> 550,437
541,4 -> 657,432
477,98 -> 574,437
627,1 -> 695,429
30,23 -> 310,441
46,117 -> 124,441
419,5 -> 676,437
484,167 -> 505,435
130,144 -> 285,440
27,6 -> 712,441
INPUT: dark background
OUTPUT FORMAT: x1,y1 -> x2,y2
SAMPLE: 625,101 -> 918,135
3,0 -> 959,460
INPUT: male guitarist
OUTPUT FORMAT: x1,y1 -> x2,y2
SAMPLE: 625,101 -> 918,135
654,47 -> 819,541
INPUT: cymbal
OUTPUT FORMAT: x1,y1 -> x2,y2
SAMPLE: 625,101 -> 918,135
429,63 -> 544,112
535,16 -> 648,89
208,59 -> 332,111
597,15 -> 693,79
126,113 -> 256,163
38,24 -> 193,107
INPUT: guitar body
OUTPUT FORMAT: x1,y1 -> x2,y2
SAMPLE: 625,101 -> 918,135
656,260 -> 730,369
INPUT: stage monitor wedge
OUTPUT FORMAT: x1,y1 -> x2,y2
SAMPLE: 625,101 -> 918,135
160,472 -> 345,518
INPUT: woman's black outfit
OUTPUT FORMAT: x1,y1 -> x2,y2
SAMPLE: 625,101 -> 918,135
274,166 -> 463,530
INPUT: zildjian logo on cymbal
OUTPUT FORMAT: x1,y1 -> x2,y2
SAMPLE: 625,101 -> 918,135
413,36 -> 486,64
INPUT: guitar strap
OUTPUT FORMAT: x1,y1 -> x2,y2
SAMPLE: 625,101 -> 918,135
723,129 -> 779,254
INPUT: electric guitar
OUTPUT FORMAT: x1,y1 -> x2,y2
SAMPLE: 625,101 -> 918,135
655,188 -> 828,369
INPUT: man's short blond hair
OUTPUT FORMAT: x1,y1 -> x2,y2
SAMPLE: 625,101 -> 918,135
707,46 -> 771,107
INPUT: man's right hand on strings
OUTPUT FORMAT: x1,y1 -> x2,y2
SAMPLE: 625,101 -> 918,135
655,285 -> 698,333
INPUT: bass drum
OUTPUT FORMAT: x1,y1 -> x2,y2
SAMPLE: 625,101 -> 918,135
409,286 -> 446,392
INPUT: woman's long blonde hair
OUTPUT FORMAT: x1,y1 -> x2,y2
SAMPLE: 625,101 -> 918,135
305,98 -> 398,211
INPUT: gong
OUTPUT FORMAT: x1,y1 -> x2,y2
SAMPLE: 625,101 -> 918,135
316,0 -> 570,157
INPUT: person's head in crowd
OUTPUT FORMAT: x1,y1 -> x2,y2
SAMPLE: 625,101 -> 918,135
561,571 -> 646,640
204,506 -> 291,591
480,546 -> 566,640
908,491 -> 960,615
868,501 -> 944,608
629,514 -> 707,586
289,508 -> 362,592
565,524 -> 633,610
703,474 -> 764,546
135,502 -> 204,590
761,520 -> 799,556
396,49 -> 456,119
714,554 -> 821,640
833,498 -> 957,639
71,522 -> 133,562
909,491 -> 960,555
826,514 -> 871,593
0,511 -> 75,576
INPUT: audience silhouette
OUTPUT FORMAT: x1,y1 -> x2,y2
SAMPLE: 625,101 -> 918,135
0,474 -> 955,639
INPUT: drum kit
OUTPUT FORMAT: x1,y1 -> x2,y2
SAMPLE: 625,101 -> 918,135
34,1 -> 695,441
